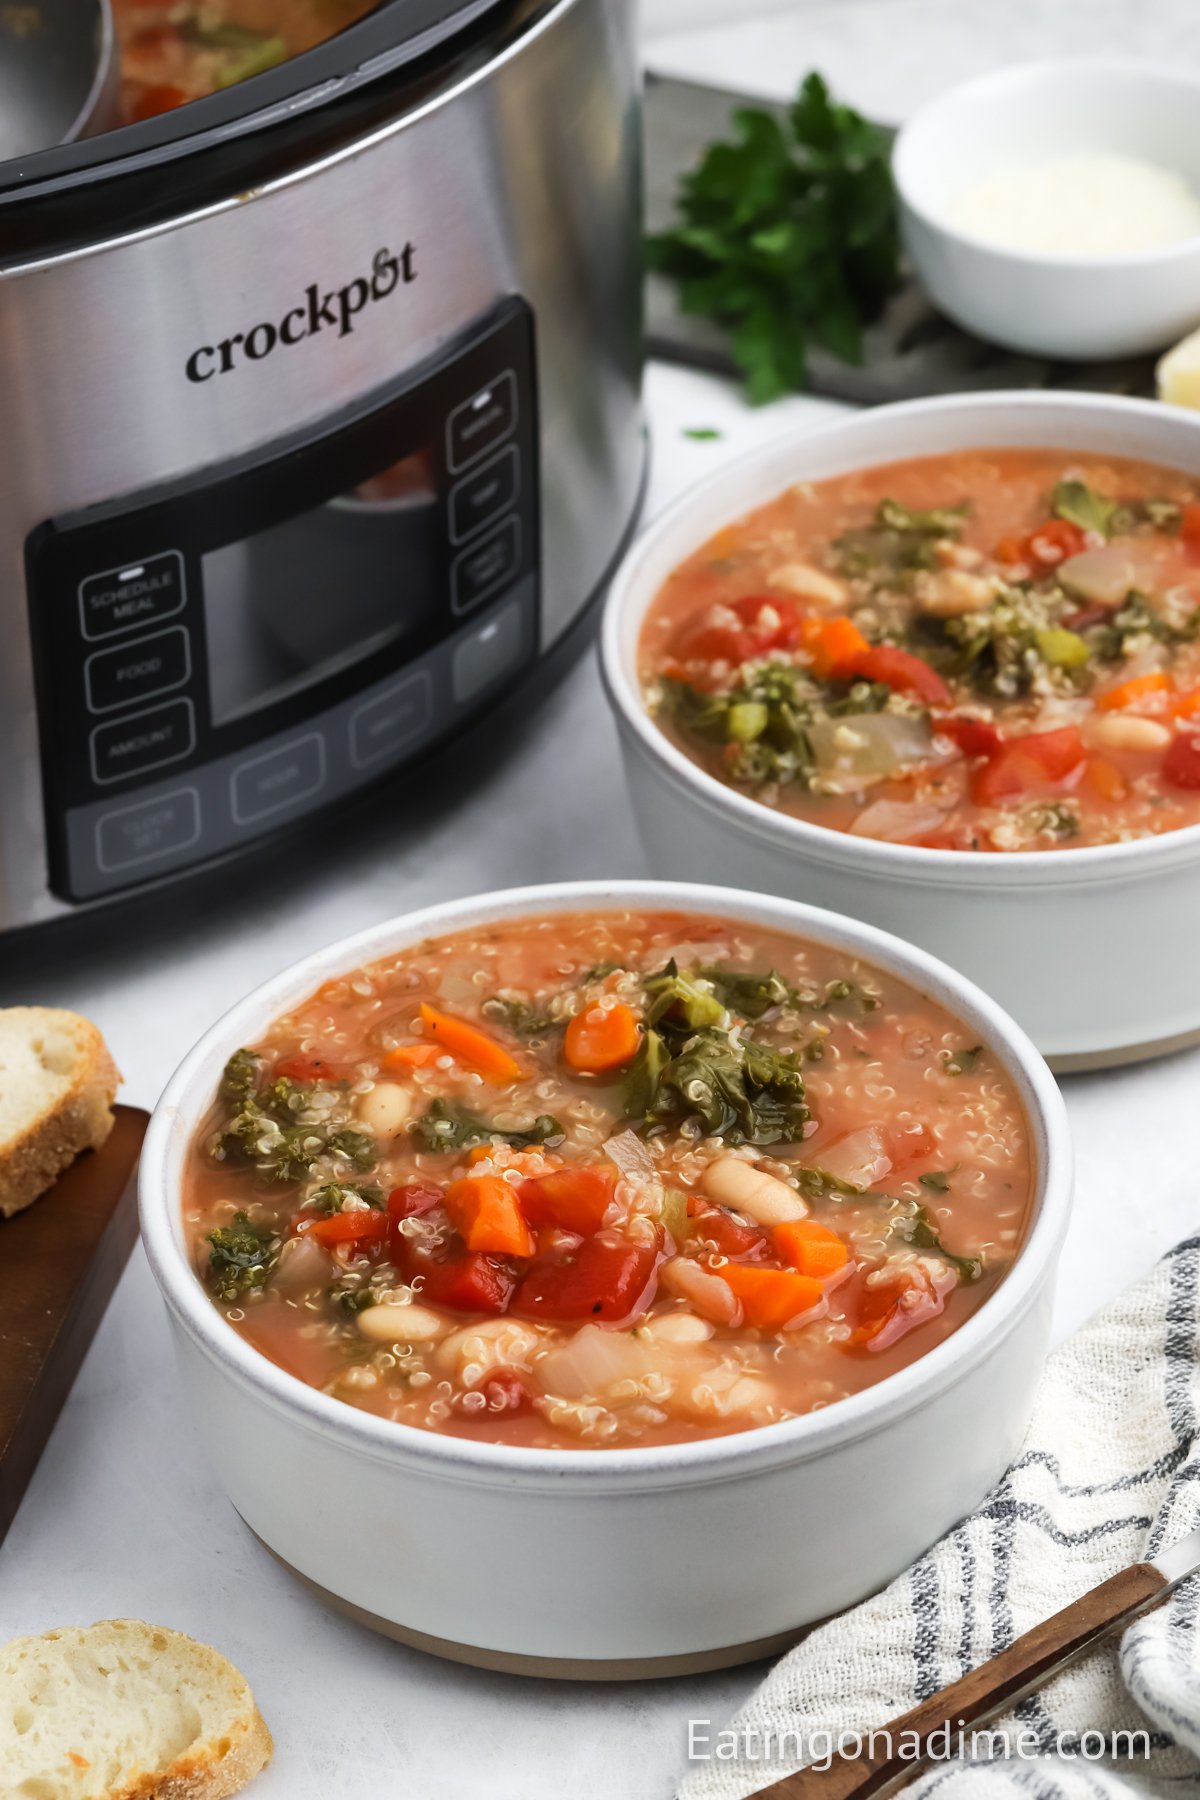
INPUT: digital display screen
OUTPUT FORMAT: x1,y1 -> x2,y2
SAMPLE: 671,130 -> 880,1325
203,450 -> 438,727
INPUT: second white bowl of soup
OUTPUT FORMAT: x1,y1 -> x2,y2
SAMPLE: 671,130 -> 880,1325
601,392 -> 1200,1068
140,882 -> 1070,1673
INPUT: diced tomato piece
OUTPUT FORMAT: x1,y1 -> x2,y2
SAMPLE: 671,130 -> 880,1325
387,1183 -> 444,1221
125,82 -> 189,122
1180,503 -> 1200,548
685,1196 -> 768,1261
1163,728 -> 1200,790
714,1263 -> 825,1332
301,1209 -> 389,1249
936,714 -> 1004,758
971,727 -> 1085,805
772,1219 -> 848,1280
885,1121 -> 937,1169
673,595 -> 804,667
274,1055 -> 343,1083
459,1370 -> 534,1417
513,1236 -> 659,1324
519,1166 -> 616,1236
387,1184 -> 443,1257
1024,519 -> 1087,568
384,1042 -> 441,1071
404,1240 -> 517,1314
993,534 -> 1028,567
844,1264 -> 948,1352
845,644 -> 952,707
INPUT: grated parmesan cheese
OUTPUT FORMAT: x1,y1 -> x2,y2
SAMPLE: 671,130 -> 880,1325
950,152 -> 1200,257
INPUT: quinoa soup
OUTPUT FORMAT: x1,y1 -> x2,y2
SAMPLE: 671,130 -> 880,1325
183,911 -> 1033,1451
640,449 -> 1200,852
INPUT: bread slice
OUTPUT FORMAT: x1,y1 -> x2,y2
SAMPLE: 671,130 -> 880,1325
0,1619 -> 273,1800
0,1007 -> 120,1220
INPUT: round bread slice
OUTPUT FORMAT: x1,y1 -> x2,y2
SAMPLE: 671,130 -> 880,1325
0,1620 -> 273,1799
0,1007 -> 121,1220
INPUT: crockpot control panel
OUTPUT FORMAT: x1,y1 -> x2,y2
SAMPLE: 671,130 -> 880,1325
26,300 -> 538,901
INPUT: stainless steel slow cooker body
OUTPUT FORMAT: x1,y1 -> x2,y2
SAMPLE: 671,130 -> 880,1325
0,0 -> 644,930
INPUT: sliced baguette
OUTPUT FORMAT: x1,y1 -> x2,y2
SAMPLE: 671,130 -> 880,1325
0,1007 -> 120,1220
0,1620 -> 273,1800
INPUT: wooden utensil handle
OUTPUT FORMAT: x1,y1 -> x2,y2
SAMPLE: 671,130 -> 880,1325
750,1562 -> 1167,1800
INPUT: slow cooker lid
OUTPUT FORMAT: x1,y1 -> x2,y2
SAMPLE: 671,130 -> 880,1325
0,0 -> 515,213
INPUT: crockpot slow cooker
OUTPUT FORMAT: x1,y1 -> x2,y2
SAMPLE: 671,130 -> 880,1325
0,0 -> 644,930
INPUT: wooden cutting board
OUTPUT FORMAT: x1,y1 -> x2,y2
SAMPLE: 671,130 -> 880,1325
0,1104 -> 148,1545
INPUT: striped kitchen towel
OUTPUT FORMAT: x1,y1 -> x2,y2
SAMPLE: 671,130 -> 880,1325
680,1234 -> 1200,1800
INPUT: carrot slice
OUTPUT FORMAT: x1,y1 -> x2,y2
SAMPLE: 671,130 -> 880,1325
384,1043 -> 441,1071
799,614 -> 870,679
1173,686 -> 1200,720
563,1002 -> 641,1073
713,1263 -> 825,1332
419,1003 -> 521,1082
1096,671 -> 1171,713
772,1219 -> 849,1280
445,1175 -> 535,1258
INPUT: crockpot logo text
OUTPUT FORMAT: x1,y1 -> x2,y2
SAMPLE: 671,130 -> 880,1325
184,244 -> 416,382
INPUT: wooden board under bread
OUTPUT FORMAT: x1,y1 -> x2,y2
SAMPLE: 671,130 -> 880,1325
0,1105 -> 147,1544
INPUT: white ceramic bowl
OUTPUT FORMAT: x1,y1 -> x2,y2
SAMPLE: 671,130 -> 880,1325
599,391 -> 1200,1070
140,880 -> 1071,1677
894,59 -> 1200,359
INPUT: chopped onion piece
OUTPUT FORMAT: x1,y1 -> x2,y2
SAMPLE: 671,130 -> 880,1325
814,1125 -> 892,1191
605,1127 -> 656,1182
1058,545 -> 1149,608
809,713 -> 943,790
850,799 -> 949,843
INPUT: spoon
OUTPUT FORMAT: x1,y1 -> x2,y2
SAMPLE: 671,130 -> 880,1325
748,1523 -> 1200,1799
0,0 -> 119,162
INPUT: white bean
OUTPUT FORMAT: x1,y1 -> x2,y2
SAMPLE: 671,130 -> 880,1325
917,569 -> 994,618
357,1081 -> 414,1139
639,1311 -> 714,1344
1085,714 -> 1171,753
660,1256 -> 742,1326
701,1156 -> 808,1225
769,560 -> 846,607
436,1318 -> 540,1378
357,1302 -> 447,1343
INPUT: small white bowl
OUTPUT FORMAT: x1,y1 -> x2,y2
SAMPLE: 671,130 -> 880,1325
599,391 -> 1200,1070
140,880 -> 1071,1676
894,58 -> 1200,359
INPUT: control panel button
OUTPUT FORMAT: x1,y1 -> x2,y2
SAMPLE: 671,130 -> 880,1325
451,518 -> 521,618
90,698 -> 196,786
447,371 -> 517,472
85,625 -> 191,714
95,787 -> 201,873
452,600 -> 525,704
351,673 -> 433,769
231,734 -> 325,825
449,446 -> 519,544
79,551 -> 186,640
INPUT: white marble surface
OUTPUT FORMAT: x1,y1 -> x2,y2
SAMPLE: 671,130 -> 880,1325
5,12 -> 1200,1797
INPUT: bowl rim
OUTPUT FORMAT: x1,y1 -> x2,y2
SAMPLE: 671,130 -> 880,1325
893,55 -> 1200,271
139,878 -> 1072,1493
598,387 -> 1200,889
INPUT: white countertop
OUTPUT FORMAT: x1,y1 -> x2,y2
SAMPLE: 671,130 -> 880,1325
5,11 -> 1200,1796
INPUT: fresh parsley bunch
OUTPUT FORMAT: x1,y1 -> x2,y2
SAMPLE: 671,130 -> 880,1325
647,72 -> 900,402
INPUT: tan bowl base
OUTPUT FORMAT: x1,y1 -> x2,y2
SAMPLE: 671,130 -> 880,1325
254,1530 -> 804,1679
1048,1019 -> 1200,1074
